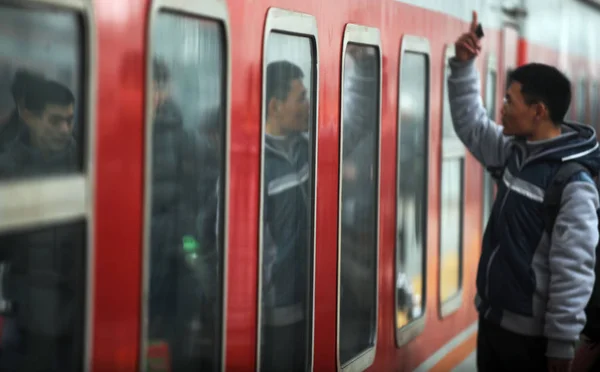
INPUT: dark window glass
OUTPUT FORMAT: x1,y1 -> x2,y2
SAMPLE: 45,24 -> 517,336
0,6 -> 83,179
259,31 -> 316,372
0,220 -> 86,371
396,51 -> 428,329
339,43 -> 380,366
146,12 -> 226,371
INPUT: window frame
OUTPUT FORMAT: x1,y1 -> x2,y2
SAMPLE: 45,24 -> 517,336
335,23 -> 382,372
395,34 -> 430,348
482,53 -> 498,234
438,44 -> 465,319
258,7 -> 319,372
592,80 -> 599,131
141,1 -> 231,371
577,78 -> 587,123
0,0 -> 96,369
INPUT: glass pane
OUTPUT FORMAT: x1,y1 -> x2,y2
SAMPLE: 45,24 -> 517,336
0,6 -> 83,179
486,71 -> 497,120
483,71 -> 497,226
442,65 -> 454,138
593,81 -> 599,130
0,220 -> 86,371
339,43 -> 379,366
146,12 -> 225,371
440,158 -> 464,303
396,51 -> 428,329
260,32 -> 315,372
577,80 -> 586,123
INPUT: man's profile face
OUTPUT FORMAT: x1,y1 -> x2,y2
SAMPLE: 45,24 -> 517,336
273,78 -> 309,134
501,82 -> 536,137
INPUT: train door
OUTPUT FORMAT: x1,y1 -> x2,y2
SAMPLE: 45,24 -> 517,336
0,0 -> 95,370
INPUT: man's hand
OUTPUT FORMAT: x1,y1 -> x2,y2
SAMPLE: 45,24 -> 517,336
455,11 -> 482,62
571,336 -> 600,372
548,357 -> 572,372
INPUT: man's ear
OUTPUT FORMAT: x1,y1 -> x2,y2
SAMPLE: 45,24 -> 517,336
534,102 -> 549,121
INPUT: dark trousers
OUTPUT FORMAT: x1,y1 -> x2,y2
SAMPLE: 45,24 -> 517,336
477,317 -> 547,371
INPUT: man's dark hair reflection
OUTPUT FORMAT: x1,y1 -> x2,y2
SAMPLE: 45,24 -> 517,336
0,69 -> 46,153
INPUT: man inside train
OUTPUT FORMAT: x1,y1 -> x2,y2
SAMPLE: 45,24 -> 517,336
0,79 -> 83,372
448,11 -> 600,372
257,50 -> 378,371
148,58 -> 215,371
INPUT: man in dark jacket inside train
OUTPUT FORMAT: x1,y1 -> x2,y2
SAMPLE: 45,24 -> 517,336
147,58 -> 211,370
0,79 -> 83,372
448,11 -> 600,372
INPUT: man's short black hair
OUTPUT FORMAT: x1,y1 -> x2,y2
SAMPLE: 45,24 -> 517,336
10,68 -> 45,102
23,80 -> 75,115
509,63 -> 571,125
265,61 -> 304,115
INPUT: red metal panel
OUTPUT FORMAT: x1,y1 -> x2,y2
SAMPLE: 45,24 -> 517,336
92,1 -> 148,370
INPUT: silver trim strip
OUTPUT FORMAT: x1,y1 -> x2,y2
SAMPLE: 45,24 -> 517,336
142,1 -> 231,372
258,7 -> 319,372
336,23 -> 381,372
0,176 -> 87,233
439,44 -> 465,319
395,35 -> 431,348
503,169 -> 545,202
1,0 -> 86,9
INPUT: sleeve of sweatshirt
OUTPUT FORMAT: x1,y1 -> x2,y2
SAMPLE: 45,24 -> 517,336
447,57 -> 513,168
545,174 -> 599,359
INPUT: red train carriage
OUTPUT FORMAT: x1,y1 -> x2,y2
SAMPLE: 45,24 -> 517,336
0,0 -> 598,371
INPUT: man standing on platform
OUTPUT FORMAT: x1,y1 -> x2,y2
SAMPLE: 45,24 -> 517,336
448,11 -> 600,372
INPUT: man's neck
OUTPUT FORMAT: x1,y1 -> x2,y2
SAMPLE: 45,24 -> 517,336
527,122 -> 562,142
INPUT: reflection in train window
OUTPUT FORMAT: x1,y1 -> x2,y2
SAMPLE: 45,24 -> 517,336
338,42 -> 380,366
145,12 -> 226,371
0,6 -> 83,179
259,31 -> 316,372
592,81 -> 599,130
483,69 -> 497,226
0,220 -> 87,370
577,79 -> 586,123
440,58 -> 464,312
396,51 -> 428,330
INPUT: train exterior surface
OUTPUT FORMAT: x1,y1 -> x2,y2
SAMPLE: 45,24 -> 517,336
0,0 -> 599,371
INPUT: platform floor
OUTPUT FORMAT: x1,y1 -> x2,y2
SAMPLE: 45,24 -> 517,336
452,351 -> 476,372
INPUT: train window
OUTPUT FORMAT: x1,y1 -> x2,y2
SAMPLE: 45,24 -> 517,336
0,1 -> 94,371
483,55 -> 498,228
337,24 -> 381,371
592,81 -> 599,130
396,36 -> 429,347
259,8 -> 318,372
0,6 -> 84,179
439,45 -> 464,318
143,2 -> 229,371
